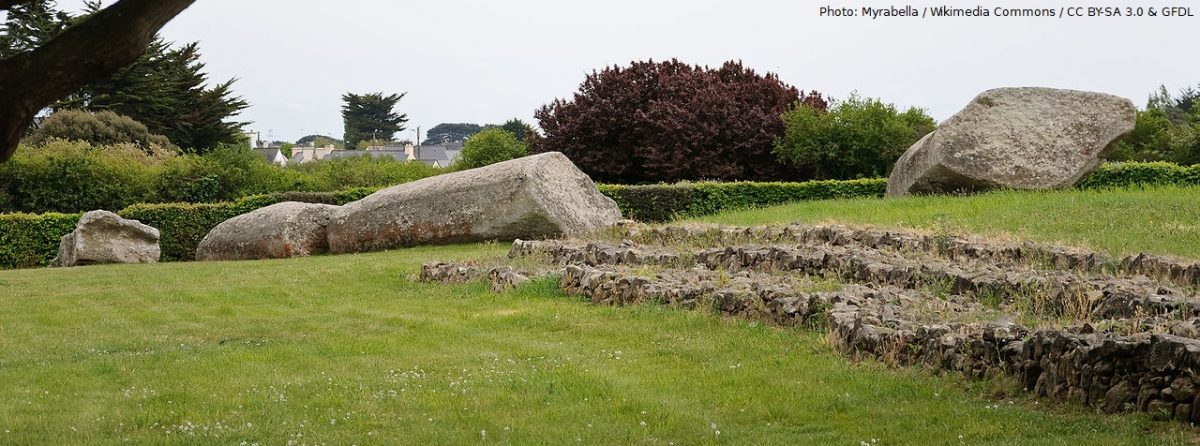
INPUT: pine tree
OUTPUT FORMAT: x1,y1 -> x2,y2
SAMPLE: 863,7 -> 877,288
56,40 -> 249,153
342,92 -> 408,149
0,0 -> 70,60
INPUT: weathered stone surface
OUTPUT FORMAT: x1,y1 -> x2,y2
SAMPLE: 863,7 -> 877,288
887,87 -> 1136,196
52,210 -> 160,267
327,152 -> 622,253
196,202 -> 339,261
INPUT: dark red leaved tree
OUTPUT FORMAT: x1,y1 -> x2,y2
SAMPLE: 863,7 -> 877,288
534,59 -> 825,183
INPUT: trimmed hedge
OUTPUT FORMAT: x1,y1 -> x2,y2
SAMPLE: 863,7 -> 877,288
6,161 -> 1200,270
0,188 -> 379,268
0,212 -> 81,269
600,178 -> 888,222
1079,162 -> 1200,189
121,188 -> 377,261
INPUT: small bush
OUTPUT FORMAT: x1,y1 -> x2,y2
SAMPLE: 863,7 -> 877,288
774,95 -> 936,180
455,128 -> 527,169
0,212 -> 81,269
25,109 -> 177,152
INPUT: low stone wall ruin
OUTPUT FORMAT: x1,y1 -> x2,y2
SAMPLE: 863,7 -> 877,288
420,222 -> 1200,424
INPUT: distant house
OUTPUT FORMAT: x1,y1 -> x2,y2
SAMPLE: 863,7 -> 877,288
289,146 -> 336,164
253,148 -> 288,166
319,142 -> 462,168
415,142 -> 462,168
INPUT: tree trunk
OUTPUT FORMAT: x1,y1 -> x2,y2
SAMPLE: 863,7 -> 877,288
0,0 -> 196,162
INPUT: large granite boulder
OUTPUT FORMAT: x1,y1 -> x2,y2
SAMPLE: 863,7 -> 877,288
197,202 -> 340,261
887,87 -> 1137,196
52,210 -> 160,267
327,152 -> 622,253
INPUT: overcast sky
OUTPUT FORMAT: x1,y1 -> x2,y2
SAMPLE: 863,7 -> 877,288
47,0 -> 1200,142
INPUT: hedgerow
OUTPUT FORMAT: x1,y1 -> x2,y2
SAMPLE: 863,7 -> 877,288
0,213 -> 82,269
5,161 -> 1200,270
600,178 -> 888,222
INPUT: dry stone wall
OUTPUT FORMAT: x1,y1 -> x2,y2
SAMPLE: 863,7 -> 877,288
420,222 -> 1200,424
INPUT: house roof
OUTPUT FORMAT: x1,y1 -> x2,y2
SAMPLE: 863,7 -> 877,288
252,148 -> 282,163
327,149 -> 408,161
417,144 -> 462,166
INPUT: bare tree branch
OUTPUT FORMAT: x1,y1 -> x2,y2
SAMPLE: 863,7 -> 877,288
0,0 -> 196,162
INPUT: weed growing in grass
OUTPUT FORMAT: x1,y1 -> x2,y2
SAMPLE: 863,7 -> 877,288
714,267 -> 731,288
977,288 -> 1003,309
508,249 -> 554,272
918,276 -> 955,300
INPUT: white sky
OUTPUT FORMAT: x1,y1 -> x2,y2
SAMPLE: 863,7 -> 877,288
44,0 -> 1200,142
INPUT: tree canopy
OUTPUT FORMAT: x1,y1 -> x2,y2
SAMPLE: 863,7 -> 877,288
1109,84 -> 1200,165
0,0 -> 197,162
0,0 -> 71,59
296,134 -> 344,149
424,123 -> 482,145
342,92 -> 407,149
498,118 -> 537,142
56,38 -> 249,153
534,59 -> 825,183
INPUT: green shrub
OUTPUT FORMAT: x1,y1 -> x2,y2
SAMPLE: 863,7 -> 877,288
0,212 -> 81,269
0,140 -> 163,213
774,95 -> 936,180
25,109 -> 177,152
284,156 -> 441,190
157,146 -> 302,203
1,141 -> 441,214
1107,109 -> 1177,162
600,178 -> 888,222
455,128 -> 527,169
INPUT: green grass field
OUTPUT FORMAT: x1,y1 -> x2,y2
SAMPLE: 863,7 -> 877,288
2,187 -> 1199,444
694,185 -> 1200,259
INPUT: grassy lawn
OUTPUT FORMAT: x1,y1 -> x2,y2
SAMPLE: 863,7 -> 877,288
2,237 -> 1197,444
693,185 -> 1200,259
